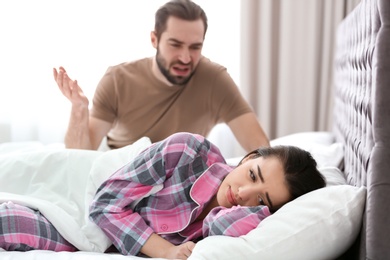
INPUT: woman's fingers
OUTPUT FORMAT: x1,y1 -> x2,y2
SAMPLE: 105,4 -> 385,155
181,242 -> 196,259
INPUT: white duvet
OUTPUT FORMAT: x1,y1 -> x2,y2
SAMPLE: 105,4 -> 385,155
0,138 -> 152,253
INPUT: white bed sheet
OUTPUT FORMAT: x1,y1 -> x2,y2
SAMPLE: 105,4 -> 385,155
0,249 -> 166,260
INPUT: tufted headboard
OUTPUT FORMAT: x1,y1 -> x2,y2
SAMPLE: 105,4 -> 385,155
333,0 -> 390,259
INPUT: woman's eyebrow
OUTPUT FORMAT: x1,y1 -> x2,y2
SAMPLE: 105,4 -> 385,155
257,165 -> 264,182
257,165 -> 273,209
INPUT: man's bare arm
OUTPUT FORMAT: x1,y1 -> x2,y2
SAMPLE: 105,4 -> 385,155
54,67 -> 111,150
65,113 -> 111,150
228,112 -> 270,152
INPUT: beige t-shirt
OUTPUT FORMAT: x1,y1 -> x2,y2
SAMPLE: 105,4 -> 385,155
91,56 -> 253,148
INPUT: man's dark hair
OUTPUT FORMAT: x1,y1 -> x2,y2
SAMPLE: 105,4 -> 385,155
154,0 -> 208,40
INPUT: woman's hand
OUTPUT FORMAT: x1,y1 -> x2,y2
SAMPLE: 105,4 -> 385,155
140,233 -> 195,259
164,241 -> 196,259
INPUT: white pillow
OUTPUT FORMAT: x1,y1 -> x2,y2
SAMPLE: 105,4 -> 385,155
270,131 -> 335,146
320,166 -> 347,186
227,131 -> 343,167
190,185 -> 366,260
270,132 -> 344,168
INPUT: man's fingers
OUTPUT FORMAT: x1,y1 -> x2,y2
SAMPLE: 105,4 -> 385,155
53,66 -> 67,86
72,80 -> 80,93
53,68 -> 58,80
55,68 -> 65,87
59,66 -> 66,73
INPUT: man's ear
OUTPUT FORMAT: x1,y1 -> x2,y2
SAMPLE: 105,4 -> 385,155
150,31 -> 158,48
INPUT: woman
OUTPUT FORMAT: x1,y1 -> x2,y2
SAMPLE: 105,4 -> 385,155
0,132 -> 325,259
89,132 -> 326,259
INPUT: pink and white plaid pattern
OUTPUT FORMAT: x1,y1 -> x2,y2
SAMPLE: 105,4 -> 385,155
0,201 -> 77,252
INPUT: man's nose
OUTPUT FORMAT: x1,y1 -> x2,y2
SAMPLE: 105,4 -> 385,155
178,48 -> 191,64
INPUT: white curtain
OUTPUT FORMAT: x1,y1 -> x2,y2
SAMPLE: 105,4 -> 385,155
0,0 -> 240,147
240,0 -> 361,140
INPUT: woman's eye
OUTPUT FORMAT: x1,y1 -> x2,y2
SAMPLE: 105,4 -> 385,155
258,196 -> 265,206
249,169 -> 256,181
258,195 -> 267,206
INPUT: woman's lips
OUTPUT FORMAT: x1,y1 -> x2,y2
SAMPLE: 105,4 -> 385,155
227,187 -> 238,206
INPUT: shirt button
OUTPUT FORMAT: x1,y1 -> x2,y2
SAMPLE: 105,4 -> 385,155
161,224 -> 168,231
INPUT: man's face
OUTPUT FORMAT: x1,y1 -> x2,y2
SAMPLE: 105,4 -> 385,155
152,16 -> 204,85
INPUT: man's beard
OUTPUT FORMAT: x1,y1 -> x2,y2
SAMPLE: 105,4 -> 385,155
156,49 -> 194,86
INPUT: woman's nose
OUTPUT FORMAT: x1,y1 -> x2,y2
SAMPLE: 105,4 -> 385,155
238,186 -> 256,202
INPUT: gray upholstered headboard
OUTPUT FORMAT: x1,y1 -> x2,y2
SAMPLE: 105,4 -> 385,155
333,0 -> 390,259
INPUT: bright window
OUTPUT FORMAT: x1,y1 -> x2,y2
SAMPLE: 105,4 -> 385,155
0,0 -> 240,143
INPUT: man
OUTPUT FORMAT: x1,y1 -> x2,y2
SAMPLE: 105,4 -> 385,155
53,0 -> 269,152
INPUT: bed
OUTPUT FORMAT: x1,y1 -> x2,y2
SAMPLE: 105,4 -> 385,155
332,0 -> 390,258
0,0 -> 389,259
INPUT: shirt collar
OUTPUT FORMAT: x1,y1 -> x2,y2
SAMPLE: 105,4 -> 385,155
190,162 -> 234,205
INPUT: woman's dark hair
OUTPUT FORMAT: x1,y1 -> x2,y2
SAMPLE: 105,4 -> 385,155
154,0 -> 208,40
239,145 -> 326,211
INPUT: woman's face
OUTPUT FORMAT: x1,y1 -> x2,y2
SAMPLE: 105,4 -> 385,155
216,156 -> 291,211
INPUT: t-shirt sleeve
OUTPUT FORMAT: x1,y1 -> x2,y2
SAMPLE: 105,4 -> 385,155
90,66 -> 118,123
202,205 -> 271,237
209,67 -> 254,124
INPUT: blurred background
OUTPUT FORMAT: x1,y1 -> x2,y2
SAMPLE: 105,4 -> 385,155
0,0 -> 360,157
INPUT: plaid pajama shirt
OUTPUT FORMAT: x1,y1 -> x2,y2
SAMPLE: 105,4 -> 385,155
90,132 -> 270,256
